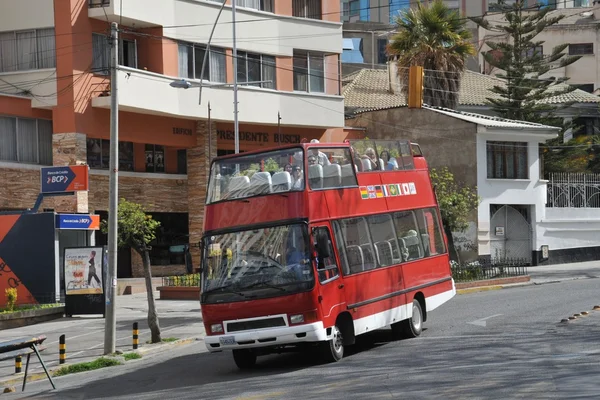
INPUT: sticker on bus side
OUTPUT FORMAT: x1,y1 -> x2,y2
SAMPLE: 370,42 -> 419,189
359,183 -> 417,199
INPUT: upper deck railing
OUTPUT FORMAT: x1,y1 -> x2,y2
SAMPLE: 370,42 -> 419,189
205,139 -> 424,205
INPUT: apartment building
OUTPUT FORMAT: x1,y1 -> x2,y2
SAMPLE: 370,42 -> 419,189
0,0 -> 345,278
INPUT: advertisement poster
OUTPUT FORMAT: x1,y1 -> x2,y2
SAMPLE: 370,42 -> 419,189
64,247 -> 104,295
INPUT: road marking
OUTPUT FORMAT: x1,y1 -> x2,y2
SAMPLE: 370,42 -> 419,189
467,314 -> 503,327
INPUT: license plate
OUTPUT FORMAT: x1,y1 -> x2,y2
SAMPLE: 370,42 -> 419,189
219,336 -> 236,346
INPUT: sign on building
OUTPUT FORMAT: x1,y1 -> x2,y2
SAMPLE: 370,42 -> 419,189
55,214 -> 100,230
40,165 -> 89,194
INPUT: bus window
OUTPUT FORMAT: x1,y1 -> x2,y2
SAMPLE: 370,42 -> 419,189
415,208 -> 446,256
374,141 -> 401,171
334,217 -> 377,274
392,211 -> 425,261
307,147 -> 357,190
313,227 -> 339,283
366,214 -> 400,267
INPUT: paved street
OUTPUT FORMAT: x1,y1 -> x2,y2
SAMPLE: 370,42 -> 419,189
3,269 -> 600,399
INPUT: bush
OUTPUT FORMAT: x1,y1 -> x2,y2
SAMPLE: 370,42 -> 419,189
5,288 -> 17,312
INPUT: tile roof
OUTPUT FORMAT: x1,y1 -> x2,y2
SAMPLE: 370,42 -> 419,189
342,69 -> 600,115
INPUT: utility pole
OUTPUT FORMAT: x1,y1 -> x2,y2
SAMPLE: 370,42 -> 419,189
232,0 -> 239,154
104,21 -> 119,355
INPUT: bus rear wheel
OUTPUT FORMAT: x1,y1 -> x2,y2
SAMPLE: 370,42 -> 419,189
391,299 -> 423,339
321,325 -> 344,363
232,349 -> 257,369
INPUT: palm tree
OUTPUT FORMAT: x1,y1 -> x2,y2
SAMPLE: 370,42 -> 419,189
387,0 -> 476,109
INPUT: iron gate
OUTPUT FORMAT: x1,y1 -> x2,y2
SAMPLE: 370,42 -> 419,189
489,205 -> 532,263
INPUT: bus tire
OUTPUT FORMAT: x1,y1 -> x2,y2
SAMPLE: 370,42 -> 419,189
232,349 -> 257,369
403,299 -> 424,338
321,324 -> 344,363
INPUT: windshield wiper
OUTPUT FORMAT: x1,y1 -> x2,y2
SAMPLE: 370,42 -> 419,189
242,280 -> 287,292
204,283 -> 251,298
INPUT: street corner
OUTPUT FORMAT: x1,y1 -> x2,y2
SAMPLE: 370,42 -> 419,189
457,286 -> 503,295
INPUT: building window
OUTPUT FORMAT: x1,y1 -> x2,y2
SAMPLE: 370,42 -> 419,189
148,212 -> 189,266
145,144 -> 165,173
0,28 -> 56,72
377,38 -> 388,64
237,51 -> 277,89
293,50 -> 325,93
92,33 -> 137,75
523,46 -> 543,59
573,117 -> 600,137
292,0 -> 322,19
577,84 -> 595,93
237,0 -> 273,12
177,149 -> 187,174
0,117 -> 52,165
178,42 -> 226,83
486,141 -> 528,179
389,0 -> 411,23
569,43 -> 593,55
86,139 -> 134,171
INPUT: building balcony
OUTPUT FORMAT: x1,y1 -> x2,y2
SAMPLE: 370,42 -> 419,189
88,0 -> 342,56
0,69 -> 57,109
91,67 -> 345,128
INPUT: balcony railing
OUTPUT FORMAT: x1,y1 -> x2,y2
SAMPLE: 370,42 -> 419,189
546,173 -> 600,208
89,0 -> 110,8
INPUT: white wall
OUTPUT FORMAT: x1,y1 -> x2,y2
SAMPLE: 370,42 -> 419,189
536,208 -> 600,251
0,70 -> 57,108
476,131 -> 552,256
92,67 -> 345,128
0,0 -> 55,31
89,0 -> 342,56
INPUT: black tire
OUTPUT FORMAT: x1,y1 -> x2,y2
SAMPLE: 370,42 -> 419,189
321,324 -> 344,363
232,349 -> 257,369
402,299 -> 424,338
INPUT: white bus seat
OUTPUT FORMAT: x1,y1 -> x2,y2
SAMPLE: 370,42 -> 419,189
271,171 -> 292,193
374,241 -> 394,267
379,158 -> 385,171
341,164 -> 356,186
250,171 -> 272,195
402,234 -> 423,260
361,158 -> 372,171
308,164 -> 323,189
360,244 -> 376,270
346,245 -> 364,274
227,176 -> 250,199
322,163 -> 342,188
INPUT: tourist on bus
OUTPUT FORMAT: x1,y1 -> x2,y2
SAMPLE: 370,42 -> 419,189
309,139 -> 331,165
291,166 -> 303,189
361,147 -> 379,170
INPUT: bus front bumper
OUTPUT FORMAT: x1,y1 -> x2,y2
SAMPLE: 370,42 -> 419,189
204,322 -> 329,352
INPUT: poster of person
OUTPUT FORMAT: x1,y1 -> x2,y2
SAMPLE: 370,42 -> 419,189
64,247 -> 104,295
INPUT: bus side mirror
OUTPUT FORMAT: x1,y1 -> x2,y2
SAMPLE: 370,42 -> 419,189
316,232 -> 331,259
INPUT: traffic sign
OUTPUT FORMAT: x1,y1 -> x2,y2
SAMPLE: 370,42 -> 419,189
55,214 -> 100,230
40,166 -> 89,194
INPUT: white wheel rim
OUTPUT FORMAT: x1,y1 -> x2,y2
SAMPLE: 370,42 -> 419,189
333,326 -> 343,353
412,303 -> 422,332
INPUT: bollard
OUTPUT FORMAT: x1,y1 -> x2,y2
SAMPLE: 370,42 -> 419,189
15,356 -> 21,374
59,334 -> 66,364
133,322 -> 139,349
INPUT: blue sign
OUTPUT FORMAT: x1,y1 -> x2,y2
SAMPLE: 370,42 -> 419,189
56,214 -> 100,230
40,166 -> 89,194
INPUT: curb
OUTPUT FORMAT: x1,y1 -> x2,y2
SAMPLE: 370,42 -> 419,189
0,336 -> 200,390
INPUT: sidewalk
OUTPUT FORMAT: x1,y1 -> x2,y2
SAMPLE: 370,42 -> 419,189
0,293 -> 205,388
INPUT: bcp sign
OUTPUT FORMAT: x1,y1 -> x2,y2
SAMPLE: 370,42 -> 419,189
40,165 -> 89,194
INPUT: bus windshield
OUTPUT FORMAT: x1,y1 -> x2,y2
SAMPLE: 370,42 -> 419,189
206,147 -> 305,204
201,223 -> 314,304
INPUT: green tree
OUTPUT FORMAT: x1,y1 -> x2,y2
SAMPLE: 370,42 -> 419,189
101,199 -> 162,343
430,167 -> 480,263
387,0 -> 476,109
471,0 -> 581,124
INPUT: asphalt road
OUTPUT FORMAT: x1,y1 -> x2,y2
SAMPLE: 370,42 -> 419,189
7,276 -> 600,399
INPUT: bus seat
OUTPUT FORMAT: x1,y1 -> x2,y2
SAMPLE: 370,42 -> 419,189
346,245 -> 364,274
271,171 -> 292,192
397,238 -> 409,262
322,163 -> 342,188
378,159 -> 385,171
250,171 -> 272,195
402,235 -> 423,260
227,176 -> 250,199
360,244 -> 376,270
341,164 -> 355,186
421,233 -> 431,256
374,241 -> 393,267
361,158 -> 372,171
387,239 -> 402,263
308,164 -> 323,189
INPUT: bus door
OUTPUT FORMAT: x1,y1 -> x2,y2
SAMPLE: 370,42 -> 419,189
312,226 -> 346,329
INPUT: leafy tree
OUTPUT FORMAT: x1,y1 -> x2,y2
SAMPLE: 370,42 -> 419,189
101,199 -> 162,343
471,0 -> 582,124
387,0 -> 476,109
430,167 -> 480,263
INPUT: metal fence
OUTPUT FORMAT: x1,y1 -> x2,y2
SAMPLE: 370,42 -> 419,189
451,258 -> 529,283
162,274 -> 200,287
547,173 -> 600,208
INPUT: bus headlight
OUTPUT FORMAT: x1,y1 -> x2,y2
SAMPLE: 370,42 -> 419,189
211,323 -> 224,333
289,314 -> 304,324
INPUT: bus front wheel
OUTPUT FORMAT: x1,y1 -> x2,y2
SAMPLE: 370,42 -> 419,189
232,349 -> 257,369
322,325 -> 344,362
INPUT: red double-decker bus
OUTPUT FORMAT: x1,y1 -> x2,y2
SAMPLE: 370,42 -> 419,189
199,138 -> 455,369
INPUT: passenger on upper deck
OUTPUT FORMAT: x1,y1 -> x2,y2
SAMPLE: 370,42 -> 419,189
309,139 -> 331,166
361,147 -> 379,170
291,165 -> 303,189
